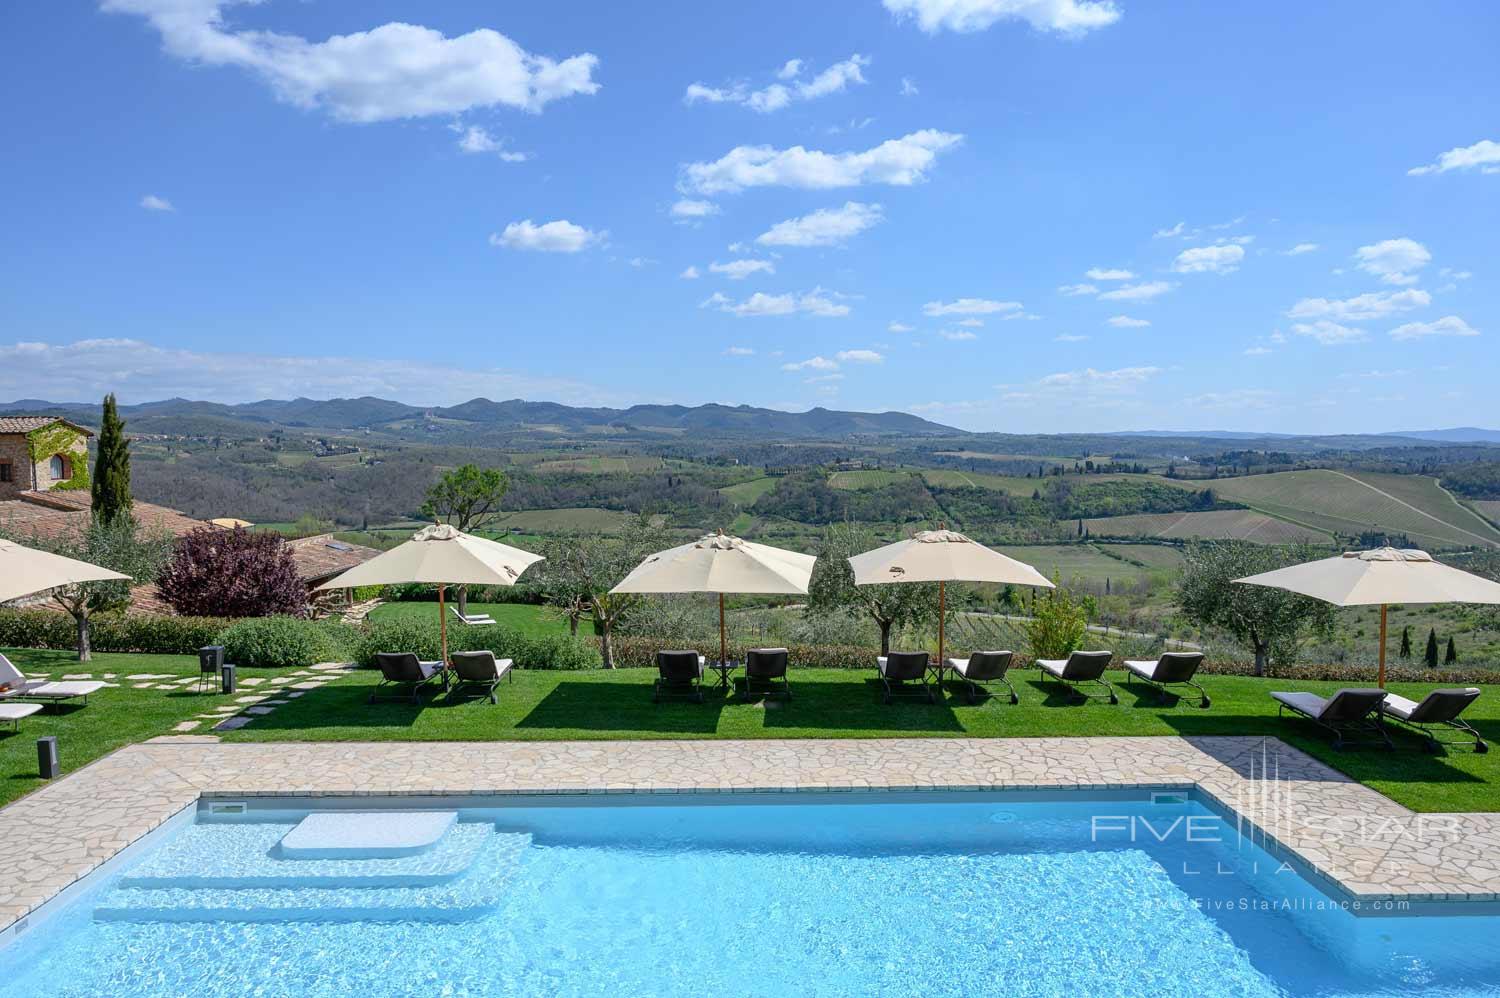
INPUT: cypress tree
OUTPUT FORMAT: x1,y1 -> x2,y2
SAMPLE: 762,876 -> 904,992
1445,637 -> 1458,665
91,393 -> 132,524
1398,625 -> 1412,660
1424,629 -> 1439,669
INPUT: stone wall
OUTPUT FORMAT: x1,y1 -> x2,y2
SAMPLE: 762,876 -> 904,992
0,429 -> 88,496
32,434 -> 88,491
0,434 -> 34,498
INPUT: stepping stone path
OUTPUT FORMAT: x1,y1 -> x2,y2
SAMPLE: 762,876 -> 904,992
205,662 -> 357,733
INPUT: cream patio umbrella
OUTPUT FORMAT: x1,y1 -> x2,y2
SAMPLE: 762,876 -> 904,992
848,527 -> 1055,678
1236,547 -> 1500,688
610,530 -> 817,670
0,536 -> 131,603
316,524 -> 544,665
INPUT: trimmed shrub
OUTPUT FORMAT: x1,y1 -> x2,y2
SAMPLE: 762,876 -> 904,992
603,636 -> 876,671
351,618 -> 599,670
219,615 -> 354,668
0,609 -> 230,655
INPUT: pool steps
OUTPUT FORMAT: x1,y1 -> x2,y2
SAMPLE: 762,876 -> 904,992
94,820 -> 528,924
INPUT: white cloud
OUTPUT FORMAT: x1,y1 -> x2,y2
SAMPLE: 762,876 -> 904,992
1057,283 -> 1098,297
956,318 -> 984,328
1098,281 -> 1174,302
1153,222 -> 1185,239
1172,244 -> 1243,274
938,330 -> 978,341
139,194 -> 174,212
709,258 -> 776,280
1354,237 -> 1431,286
702,290 -> 850,318
755,202 -> 884,247
453,125 -> 529,160
0,337 -> 604,407
1286,289 -> 1430,321
1291,320 -> 1367,346
1243,346 -> 1273,356
103,0 -> 599,123
887,321 -> 914,333
680,265 -> 700,280
1036,366 -> 1161,390
681,129 -> 963,195
1085,267 -> 1134,281
1054,333 -> 1088,342
836,349 -> 885,363
782,355 -> 840,371
1285,242 -> 1320,255
724,346 -> 755,356
685,55 -> 870,114
1186,389 -> 1276,409
922,297 -> 1022,316
627,257 -> 656,268
490,219 -> 602,253
669,199 -> 720,224
1407,139 -> 1500,176
1106,315 -> 1150,328
900,77 -> 919,96
883,0 -> 1121,35
1389,316 -> 1480,341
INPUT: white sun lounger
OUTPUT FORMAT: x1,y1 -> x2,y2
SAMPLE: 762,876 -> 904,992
0,654 -> 107,707
0,702 -> 44,731
449,607 -> 496,626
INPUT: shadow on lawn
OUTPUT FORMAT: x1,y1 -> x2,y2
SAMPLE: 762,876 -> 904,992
757,678 -> 966,732
517,681 -> 726,735
231,682 -> 423,731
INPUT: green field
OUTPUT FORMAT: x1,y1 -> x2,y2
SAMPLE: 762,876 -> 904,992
1474,500 -> 1500,528
1085,509 -> 1330,544
367,601 -> 576,636
996,544 -> 1162,586
1100,543 -> 1186,571
827,469 -> 913,489
489,507 -> 635,534
923,469 -> 1195,495
534,456 -> 663,473
1210,470 -> 1500,550
718,477 -> 779,504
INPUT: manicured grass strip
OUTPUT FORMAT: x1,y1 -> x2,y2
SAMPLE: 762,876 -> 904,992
222,666 -> 1500,814
0,649 -> 222,808
364,602 -> 580,637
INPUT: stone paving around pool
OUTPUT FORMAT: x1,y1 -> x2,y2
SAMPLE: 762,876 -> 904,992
1,734 -> 1497,935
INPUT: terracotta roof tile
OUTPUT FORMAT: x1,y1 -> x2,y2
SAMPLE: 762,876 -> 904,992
0,416 -> 93,436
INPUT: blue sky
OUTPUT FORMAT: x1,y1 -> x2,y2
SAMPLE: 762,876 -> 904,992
0,1 -> 1495,433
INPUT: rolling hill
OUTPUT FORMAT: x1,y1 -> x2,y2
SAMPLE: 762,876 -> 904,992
1084,510 -> 1329,544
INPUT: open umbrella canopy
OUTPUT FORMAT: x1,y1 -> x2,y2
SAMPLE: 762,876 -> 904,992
314,524 -> 544,591
1235,548 -> 1500,606
611,531 -> 816,595
0,536 -> 131,604
848,528 -> 1055,589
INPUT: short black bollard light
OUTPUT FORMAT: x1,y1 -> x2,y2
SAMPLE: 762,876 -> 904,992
221,663 -> 237,695
37,736 -> 60,780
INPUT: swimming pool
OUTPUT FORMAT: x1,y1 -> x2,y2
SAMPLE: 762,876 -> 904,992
2,791 -> 1497,997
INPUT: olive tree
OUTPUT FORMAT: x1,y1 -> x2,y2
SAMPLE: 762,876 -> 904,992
806,523 -> 940,655
421,464 -> 508,615
1175,541 -> 1335,676
538,514 -> 666,668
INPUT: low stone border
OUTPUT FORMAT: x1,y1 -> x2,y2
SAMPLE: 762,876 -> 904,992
1,735 -> 1496,934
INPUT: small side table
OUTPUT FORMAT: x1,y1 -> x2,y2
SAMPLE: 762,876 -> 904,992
705,659 -> 739,693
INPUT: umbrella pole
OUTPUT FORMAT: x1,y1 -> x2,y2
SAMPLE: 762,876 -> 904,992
438,584 -> 449,668
1378,603 -> 1387,689
938,580 -> 946,675
719,593 -> 727,668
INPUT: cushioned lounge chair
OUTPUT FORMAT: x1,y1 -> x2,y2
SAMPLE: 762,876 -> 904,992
0,654 -> 106,708
1270,688 -> 1391,750
944,651 -> 1017,704
447,650 -> 513,704
1382,688 -> 1486,754
742,648 -> 791,701
1036,650 -> 1116,704
654,650 -> 706,703
0,702 -> 43,732
875,652 -> 934,704
1123,652 -> 1209,708
370,652 -> 443,704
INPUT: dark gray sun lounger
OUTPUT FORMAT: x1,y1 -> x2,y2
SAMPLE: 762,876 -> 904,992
653,650 -> 706,703
448,650 -> 513,704
876,652 -> 934,704
1123,652 -> 1209,707
1382,688 -> 1486,754
1270,688 -> 1391,750
944,651 -> 1017,704
742,648 -> 791,701
370,652 -> 443,704
1036,650 -> 1116,704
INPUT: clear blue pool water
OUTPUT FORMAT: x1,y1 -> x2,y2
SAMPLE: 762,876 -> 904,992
3,791 -> 1499,997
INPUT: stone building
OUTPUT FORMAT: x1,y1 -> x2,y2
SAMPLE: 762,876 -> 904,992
0,416 -> 92,497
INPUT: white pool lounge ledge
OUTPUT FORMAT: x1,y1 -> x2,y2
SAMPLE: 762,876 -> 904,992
2,735 -> 1499,937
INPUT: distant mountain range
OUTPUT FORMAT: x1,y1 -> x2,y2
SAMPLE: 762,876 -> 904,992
0,396 -> 958,438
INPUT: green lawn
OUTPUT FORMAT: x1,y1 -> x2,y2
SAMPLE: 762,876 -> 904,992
366,601 -> 579,637
222,666 -> 1500,813
0,649 -> 217,807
